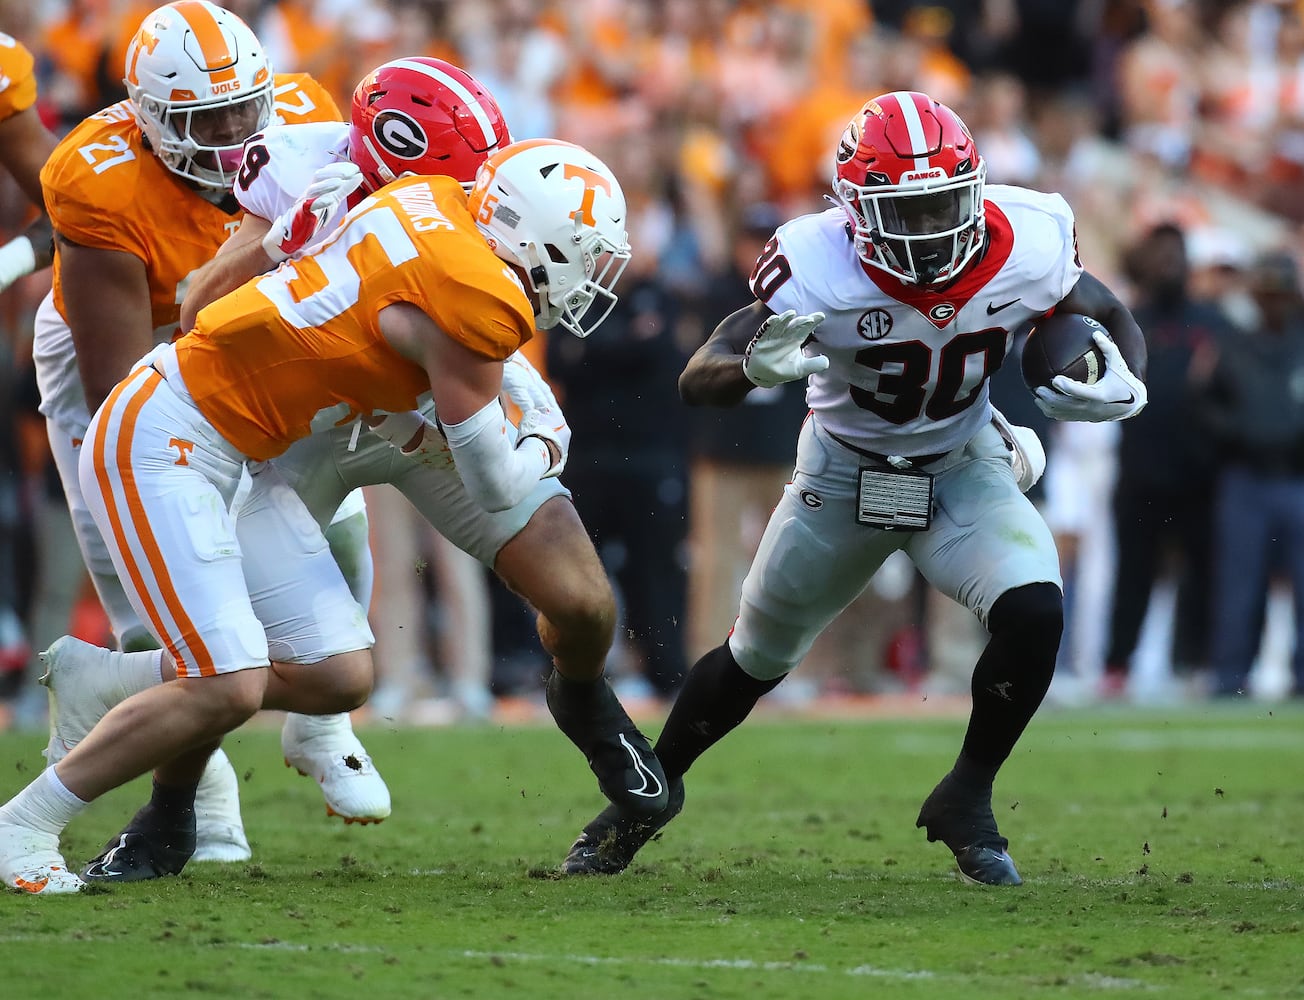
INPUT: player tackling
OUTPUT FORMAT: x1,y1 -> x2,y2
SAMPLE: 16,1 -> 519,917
0,135 -> 666,893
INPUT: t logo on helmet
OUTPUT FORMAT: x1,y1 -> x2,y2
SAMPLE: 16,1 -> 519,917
563,164 -> 611,227
126,28 -> 160,86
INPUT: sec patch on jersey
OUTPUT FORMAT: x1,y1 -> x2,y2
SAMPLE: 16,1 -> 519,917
1021,312 -> 1108,391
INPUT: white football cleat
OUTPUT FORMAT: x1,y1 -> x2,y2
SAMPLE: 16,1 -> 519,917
38,635 -> 115,765
281,713 -> 391,824
0,819 -> 84,895
41,636 -> 252,862
192,748 -> 252,863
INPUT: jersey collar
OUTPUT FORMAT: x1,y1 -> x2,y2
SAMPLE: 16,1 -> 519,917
860,202 -> 1014,330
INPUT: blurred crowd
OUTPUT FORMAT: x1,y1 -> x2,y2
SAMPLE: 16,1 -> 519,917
1,0 -> 1303,726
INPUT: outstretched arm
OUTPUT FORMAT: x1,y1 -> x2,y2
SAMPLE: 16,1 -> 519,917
0,103 -> 57,209
179,161 -> 363,332
179,213 -> 272,333
679,300 -> 828,406
679,301 -> 770,407
0,104 -> 59,291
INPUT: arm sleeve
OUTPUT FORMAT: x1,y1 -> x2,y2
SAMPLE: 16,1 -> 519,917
441,397 -> 551,512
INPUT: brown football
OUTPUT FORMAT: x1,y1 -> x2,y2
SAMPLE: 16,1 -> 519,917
1021,312 -> 1108,390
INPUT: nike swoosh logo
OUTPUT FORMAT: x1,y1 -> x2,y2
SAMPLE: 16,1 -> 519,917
986,298 -> 1020,315
14,875 -> 50,893
82,835 -> 129,879
619,733 -> 665,799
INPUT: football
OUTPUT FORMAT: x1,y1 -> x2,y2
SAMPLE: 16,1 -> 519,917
1020,312 -> 1109,391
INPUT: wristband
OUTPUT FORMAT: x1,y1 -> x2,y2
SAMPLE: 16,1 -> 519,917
0,235 -> 36,292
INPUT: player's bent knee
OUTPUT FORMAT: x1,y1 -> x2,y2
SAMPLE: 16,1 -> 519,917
988,582 -> 1063,652
194,670 -> 268,730
727,635 -> 796,683
313,650 -> 375,712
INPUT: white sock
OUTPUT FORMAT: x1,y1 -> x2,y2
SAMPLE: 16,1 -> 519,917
105,648 -> 165,701
286,712 -> 352,736
0,767 -> 89,836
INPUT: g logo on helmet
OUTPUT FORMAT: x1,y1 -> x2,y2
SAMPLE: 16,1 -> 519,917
372,109 -> 428,161
835,118 -> 861,165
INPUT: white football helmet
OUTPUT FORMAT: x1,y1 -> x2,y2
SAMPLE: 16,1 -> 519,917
124,1 -> 274,190
468,139 -> 631,338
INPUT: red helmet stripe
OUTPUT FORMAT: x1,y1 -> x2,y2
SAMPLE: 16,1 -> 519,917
389,57 -> 503,148
886,90 -> 932,171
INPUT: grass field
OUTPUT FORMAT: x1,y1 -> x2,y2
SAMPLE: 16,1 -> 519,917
1,701 -> 1303,999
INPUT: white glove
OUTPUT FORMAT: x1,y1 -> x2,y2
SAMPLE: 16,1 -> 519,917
1033,329 -> 1148,422
742,309 -> 829,388
261,161 -> 364,264
501,352 -> 571,477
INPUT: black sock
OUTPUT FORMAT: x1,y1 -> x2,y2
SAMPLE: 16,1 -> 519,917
545,670 -> 642,756
546,670 -> 607,711
949,754 -> 998,792
654,644 -> 783,780
959,582 -> 1062,772
148,778 -> 198,825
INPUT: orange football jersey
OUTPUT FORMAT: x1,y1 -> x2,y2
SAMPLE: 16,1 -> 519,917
174,174 -> 536,461
40,74 -> 340,340
0,33 -> 36,123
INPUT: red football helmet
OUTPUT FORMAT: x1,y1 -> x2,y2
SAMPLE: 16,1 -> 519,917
832,91 -> 986,286
348,57 -> 510,192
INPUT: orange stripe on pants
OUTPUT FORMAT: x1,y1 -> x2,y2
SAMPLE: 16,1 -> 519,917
90,370 -> 217,676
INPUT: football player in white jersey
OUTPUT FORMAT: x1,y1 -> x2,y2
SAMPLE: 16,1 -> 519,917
560,91 -> 1149,886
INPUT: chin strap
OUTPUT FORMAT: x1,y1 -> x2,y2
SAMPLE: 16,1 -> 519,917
360,134 -> 398,186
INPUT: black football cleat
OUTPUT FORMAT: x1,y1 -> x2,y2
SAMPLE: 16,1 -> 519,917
951,845 -> 1022,886
561,776 -> 685,875
916,774 -> 1023,886
82,801 -> 196,883
545,671 -> 670,816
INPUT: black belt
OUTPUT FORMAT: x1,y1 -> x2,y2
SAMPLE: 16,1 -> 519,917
825,428 -> 950,469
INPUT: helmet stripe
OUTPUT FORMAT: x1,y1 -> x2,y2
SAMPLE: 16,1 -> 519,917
887,90 -> 931,172
170,1 -> 237,83
482,137 -> 585,168
390,58 -> 502,149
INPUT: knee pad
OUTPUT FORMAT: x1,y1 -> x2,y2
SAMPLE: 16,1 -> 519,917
989,582 -> 1064,651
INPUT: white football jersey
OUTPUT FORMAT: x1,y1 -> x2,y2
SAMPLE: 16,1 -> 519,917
754,184 -> 1082,460
235,120 -> 351,240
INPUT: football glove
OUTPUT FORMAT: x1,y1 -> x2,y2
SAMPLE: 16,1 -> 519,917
1033,329 -> 1148,422
501,352 -> 571,478
262,161 -> 364,264
742,309 -> 829,388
